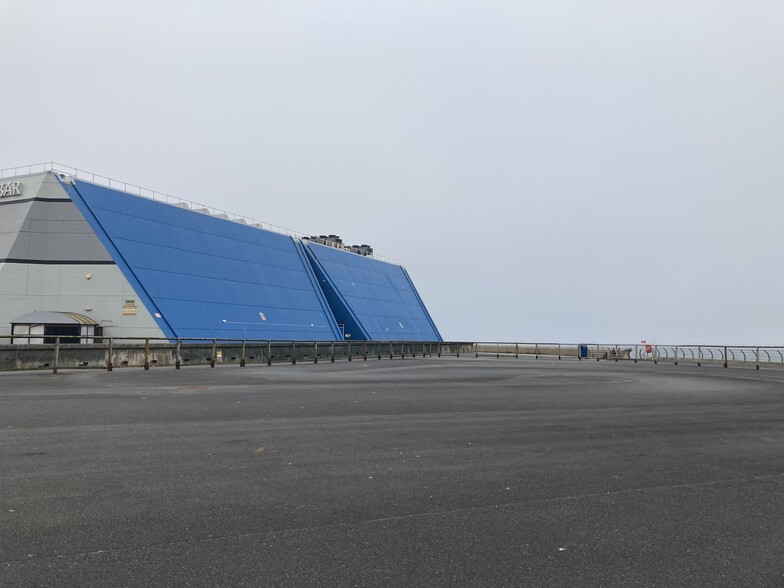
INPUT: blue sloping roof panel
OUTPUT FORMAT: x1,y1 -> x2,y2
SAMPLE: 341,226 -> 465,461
304,242 -> 442,342
61,179 -> 342,341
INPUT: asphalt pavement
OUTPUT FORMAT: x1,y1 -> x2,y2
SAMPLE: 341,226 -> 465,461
1,357 -> 783,587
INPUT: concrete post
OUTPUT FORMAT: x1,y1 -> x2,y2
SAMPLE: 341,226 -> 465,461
756,346 -> 760,370
107,338 -> 113,372
348,341 -> 351,361
210,340 -> 216,368
697,346 -> 701,367
674,346 -> 678,366
240,340 -> 246,367
292,341 -> 297,365
145,338 -> 151,370
268,340 -> 272,366
723,346 -> 728,368
53,337 -> 60,374
314,341 -> 318,364
363,341 -> 367,361
331,341 -> 335,363
558,343 -> 561,360
176,339 -> 181,369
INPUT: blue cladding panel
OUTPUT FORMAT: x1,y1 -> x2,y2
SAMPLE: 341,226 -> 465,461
64,181 -> 341,341
304,242 -> 442,341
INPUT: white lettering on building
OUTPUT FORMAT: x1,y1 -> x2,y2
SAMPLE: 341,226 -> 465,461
0,181 -> 22,197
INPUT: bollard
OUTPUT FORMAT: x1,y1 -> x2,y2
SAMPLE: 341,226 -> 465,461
145,338 -> 151,370
107,338 -> 113,372
756,346 -> 760,370
331,341 -> 335,363
268,340 -> 272,366
292,341 -> 297,365
176,339 -> 181,369
210,340 -> 216,368
438,343 -> 442,358
535,343 -> 539,359
314,341 -> 318,364
363,341 -> 367,361
515,343 -> 519,359
674,346 -> 678,366
558,343 -> 561,360
53,337 -> 60,374
240,340 -> 246,367
697,346 -> 701,367
348,341 -> 352,361
653,346 -> 658,365
389,341 -> 393,360
377,341 -> 381,360
723,346 -> 728,368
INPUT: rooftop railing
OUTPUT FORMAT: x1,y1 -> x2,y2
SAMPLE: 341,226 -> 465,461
0,162 -> 400,265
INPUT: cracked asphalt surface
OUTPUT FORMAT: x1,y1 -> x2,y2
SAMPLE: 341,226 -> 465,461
1,357 -> 783,587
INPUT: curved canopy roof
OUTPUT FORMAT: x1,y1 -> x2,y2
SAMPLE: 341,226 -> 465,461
11,311 -> 98,326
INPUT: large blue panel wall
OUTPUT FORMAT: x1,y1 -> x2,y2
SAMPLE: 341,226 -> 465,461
303,242 -> 442,342
62,180 -> 342,341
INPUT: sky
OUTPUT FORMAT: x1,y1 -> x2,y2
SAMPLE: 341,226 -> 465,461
1,0 -> 783,344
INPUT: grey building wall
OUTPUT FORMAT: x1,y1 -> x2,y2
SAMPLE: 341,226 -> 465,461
0,172 -> 164,339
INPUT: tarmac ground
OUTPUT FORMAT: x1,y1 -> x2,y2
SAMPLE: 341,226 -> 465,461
1,357 -> 783,587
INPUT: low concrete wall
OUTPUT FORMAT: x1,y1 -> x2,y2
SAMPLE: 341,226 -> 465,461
0,341 -> 473,372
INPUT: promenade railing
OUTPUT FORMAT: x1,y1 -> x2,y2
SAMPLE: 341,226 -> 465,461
0,336 -> 781,373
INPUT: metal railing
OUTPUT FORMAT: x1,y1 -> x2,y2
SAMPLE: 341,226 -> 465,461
1,335 -> 782,373
0,336 -> 469,373
0,162 -> 400,265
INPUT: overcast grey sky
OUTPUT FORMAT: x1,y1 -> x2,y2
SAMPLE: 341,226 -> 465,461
2,0 -> 782,344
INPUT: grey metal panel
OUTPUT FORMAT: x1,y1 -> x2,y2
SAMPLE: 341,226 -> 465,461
0,262 -> 165,339
4,175 -> 114,263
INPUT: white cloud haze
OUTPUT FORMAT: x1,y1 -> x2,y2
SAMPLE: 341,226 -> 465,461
2,0 -> 782,343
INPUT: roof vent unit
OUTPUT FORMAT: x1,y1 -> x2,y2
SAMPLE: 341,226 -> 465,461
213,213 -> 230,220
194,207 -> 211,215
173,202 -> 190,209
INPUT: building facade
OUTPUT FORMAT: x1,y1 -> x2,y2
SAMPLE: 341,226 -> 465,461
0,167 -> 441,343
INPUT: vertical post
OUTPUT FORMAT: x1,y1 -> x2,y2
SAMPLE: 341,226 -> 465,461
755,346 -> 760,370
268,340 -> 272,366
210,339 -> 216,368
697,345 -> 701,367
535,343 -> 539,359
348,341 -> 352,361
515,343 -> 519,359
240,340 -> 246,367
412,342 -> 416,358
377,341 -> 381,360
456,343 -> 460,358
674,346 -> 678,366
615,345 -> 619,362
653,345 -> 658,365
634,344 -> 637,364
176,339 -> 181,369
53,336 -> 60,374
723,346 -> 728,368
363,341 -> 367,361
438,343 -> 442,358
496,342 -> 499,359
331,341 -> 335,363
145,338 -> 151,370
314,341 -> 318,364
292,341 -> 297,365
401,342 -> 405,359
389,341 -> 393,360
558,343 -> 561,360
107,338 -> 113,372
